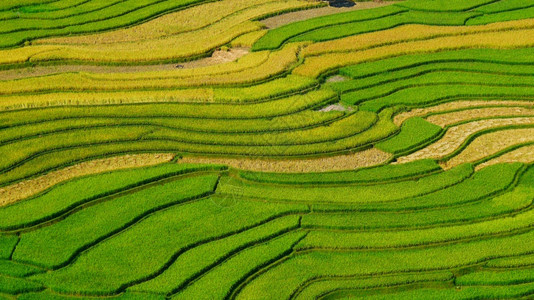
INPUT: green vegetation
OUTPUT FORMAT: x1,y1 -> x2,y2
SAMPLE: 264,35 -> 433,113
252,5 -> 405,51
0,235 -> 17,259
0,0 -> 207,48
130,215 -> 302,294
253,0 -> 534,51
29,197 -> 308,294
294,272 -> 454,300
2,0 -> 534,298
0,163 -> 223,230
238,159 -> 441,184
376,117 -> 443,155
397,0 -> 497,11
288,10 -> 480,43
0,260 -> 43,277
13,175 -> 220,268
237,228 -> 534,299
0,274 -> 43,294
219,164 -> 473,204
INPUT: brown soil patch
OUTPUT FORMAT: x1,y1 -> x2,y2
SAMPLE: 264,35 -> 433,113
0,48 -> 249,81
442,128 -> 534,169
426,107 -> 534,127
260,1 -> 397,29
0,153 -> 175,207
393,100 -> 534,126
178,148 -> 391,172
397,117 -> 534,164
476,145 -> 534,170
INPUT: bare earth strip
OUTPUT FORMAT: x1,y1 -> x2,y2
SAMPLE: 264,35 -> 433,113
0,153 -> 175,207
397,117 -> 534,164
442,127 -> 534,169
476,145 -> 534,170
0,48 -> 249,81
179,148 -> 391,172
260,1 -> 398,29
393,100 -> 534,126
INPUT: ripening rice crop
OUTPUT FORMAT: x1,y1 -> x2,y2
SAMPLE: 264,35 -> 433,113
294,21 -> 534,77
399,117 -> 534,163
3,1 -> 534,299
443,127 -> 534,168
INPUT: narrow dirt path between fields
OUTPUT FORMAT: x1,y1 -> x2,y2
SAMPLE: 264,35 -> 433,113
0,48 -> 249,81
179,148 -> 391,172
260,1 -> 398,29
0,153 -> 175,207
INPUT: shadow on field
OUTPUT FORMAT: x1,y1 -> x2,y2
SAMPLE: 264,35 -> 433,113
327,0 -> 355,8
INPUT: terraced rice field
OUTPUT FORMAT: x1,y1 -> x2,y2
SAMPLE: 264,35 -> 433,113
1,0 -> 534,299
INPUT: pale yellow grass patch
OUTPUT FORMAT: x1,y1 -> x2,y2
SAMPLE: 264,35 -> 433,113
393,100 -> 534,126
397,117 -> 534,164
476,145 -> 534,170
179,148 -> 391,172
442,128 -> 534,169
0,153 -> 175,207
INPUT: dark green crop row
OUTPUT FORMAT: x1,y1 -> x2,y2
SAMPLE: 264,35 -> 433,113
0,0 -> 57,12
312,162 -> 524,212
476,0 -> 534,14
0,259 -> 43,278
339,71 -> 534,111
397,0 -> 498,12
337,48 -> 534,80
294,271 -> 454,300
237,227 -> 534,299
287,10 -> 480,44
252,5 -> 405,51
218,163 -> 474,205
0,235 -> 17,259
321,280 -> 534,299
28,196 -> 308,295
375,117 -> 443,155
355,83 -> 534,112
0,163 -> 224,230
0,274 -> 44,295
1,162 -> 531,297
326,48 -> 534,113
253,0 -> 534,51
304,184 -> 532,230
129,215 -> 302,295
13,174 -> 220,269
